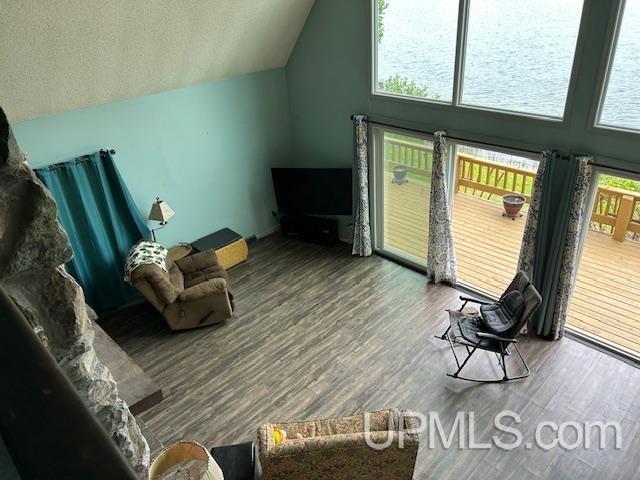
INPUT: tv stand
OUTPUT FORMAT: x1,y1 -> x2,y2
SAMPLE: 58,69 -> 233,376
280,215 -> 339,245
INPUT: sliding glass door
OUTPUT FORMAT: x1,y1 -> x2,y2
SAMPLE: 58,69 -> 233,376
370,125 -> 640,361
449,144 -> 539,297
567,169 -> 640,359
371,127 -> 434,266
371,127 -> 536,296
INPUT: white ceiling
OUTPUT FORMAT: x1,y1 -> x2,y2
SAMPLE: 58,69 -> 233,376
0,0 -> 314,122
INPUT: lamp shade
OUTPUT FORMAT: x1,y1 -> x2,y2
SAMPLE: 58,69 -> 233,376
148,198 -> 175,223
149,441 -> 223,480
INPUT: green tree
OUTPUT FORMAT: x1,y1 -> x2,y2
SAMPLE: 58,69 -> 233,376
377,0 -> 389,43
376,2 -> 438,100
382,74 -> 438,99
599,174 -> 640,193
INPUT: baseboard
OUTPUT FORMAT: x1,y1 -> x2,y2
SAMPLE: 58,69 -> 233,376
255,224 -> 280,240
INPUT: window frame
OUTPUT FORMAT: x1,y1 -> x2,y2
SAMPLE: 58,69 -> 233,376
369,123 -> 542,297
447,138 -> 541,298
591,0 -> 640,135
370,0 -> 588,123
564,165 -> 640,363
370,124 -> 438,270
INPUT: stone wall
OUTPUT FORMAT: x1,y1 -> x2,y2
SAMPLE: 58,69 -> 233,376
0,107 -> 149,477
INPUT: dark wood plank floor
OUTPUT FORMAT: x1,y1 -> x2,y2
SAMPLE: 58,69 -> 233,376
100,235 -> 640,479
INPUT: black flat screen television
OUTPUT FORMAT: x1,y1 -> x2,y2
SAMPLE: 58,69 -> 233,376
271,168 -> 353,216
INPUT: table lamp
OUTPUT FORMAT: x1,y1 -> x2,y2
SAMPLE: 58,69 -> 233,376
148,197 -> 174,242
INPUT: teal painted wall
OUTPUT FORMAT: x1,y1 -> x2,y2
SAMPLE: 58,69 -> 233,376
286,0 -> 640,172
13,69 -> 292,246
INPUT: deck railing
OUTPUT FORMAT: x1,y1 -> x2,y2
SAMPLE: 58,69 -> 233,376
383,137 -> 431,176
591,186 -> 640,241
454,155 -> 640,242
455,154 -> 536,204
386,145 -> 640,242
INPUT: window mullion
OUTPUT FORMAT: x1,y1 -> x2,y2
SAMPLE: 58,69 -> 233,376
594,0 -> 627,126
452,0 -> 470,106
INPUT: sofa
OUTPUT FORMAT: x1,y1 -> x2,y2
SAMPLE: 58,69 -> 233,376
129,244 -> 234,330
257,409 -> 420,479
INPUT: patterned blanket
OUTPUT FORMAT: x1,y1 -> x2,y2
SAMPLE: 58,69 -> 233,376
123,240 -> 168,283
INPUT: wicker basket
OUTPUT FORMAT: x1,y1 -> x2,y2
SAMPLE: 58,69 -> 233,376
149,441 -> 223,480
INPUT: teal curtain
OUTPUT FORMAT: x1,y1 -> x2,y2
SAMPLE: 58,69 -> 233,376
529,155 -> 593,339
36,151 -> 150,312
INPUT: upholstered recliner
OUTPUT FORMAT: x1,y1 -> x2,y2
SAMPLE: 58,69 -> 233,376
129,245 -> 234,330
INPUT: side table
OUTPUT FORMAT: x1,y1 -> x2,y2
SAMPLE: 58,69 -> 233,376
192,228 -> 248,270
210,442 -> 261,480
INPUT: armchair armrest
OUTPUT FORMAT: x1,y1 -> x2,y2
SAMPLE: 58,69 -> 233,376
178,278 -> 227,302
459,295 -> 491,306
477,332 -> 518,343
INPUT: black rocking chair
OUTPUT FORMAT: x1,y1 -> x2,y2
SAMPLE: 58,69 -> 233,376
439,271 -> 542,383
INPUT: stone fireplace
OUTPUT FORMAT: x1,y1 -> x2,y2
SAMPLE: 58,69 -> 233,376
0,107 -> 149,477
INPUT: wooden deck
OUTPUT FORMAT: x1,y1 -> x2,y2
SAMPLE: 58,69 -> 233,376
382,174 -> 640,354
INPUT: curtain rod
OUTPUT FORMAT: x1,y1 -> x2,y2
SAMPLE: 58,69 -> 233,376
351,115 -> 541,156
45,149 -> 116,171
351,116 -> 640,175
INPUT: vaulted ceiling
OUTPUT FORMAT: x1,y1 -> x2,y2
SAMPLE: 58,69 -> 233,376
0,0 -> 315,122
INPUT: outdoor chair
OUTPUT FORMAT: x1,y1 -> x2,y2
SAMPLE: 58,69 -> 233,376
438,271 -> 542,383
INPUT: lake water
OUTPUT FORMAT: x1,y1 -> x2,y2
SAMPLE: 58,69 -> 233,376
378,0 -> 640,129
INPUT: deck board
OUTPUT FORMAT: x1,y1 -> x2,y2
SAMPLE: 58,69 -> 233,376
382,173 -> 640,354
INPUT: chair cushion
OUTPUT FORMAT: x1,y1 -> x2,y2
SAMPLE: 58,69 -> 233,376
184,265 -> 229,289
175,249 -> 218,274
480,290 -> 525,335
458,315 -> 501,350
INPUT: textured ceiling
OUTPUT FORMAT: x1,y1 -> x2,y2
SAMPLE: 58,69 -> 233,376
0,0 -> 314,122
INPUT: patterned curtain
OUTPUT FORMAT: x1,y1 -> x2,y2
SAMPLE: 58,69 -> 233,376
517,150 -> 552,278
546,157 -> 593,339
426,131 -> 457,284
352,115 -> 372,257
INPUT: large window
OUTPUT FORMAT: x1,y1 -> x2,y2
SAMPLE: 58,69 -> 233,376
462,0 -> 583,117
371,127 -> 435,265
597,0 -> 640,132
374,0 -> 585,119
567,170 -> 640,359
375,0 -> 458,102
370,125 -> 539,294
